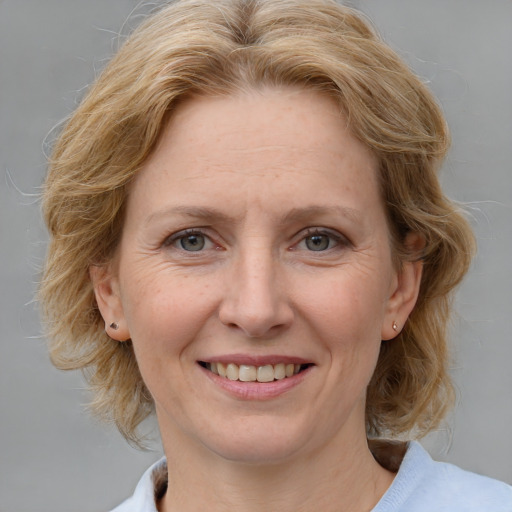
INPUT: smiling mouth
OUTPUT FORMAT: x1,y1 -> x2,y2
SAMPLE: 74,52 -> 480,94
199,362 -> 313,383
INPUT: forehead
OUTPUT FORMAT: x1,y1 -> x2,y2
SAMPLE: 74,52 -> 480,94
127,87 -> 382,220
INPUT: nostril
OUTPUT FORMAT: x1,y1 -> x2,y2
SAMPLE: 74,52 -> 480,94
218,286 -> 294,338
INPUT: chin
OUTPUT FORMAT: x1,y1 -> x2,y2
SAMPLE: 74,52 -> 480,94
211,438 -> 303,465
199,417 -> 319,465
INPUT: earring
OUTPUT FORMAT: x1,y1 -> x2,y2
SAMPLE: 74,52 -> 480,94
392,321 -> 398,332
109,321 -> 119,330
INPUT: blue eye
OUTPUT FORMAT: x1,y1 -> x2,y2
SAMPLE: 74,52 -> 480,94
296,229 -> 346,253
164,230 -> 215,252
179,233 -> 206,251
305,234 -> 331,251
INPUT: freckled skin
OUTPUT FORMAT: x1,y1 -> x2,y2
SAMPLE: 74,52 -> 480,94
93,87 -> 422,511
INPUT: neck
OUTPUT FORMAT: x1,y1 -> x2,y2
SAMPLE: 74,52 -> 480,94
158,427 -> 394,512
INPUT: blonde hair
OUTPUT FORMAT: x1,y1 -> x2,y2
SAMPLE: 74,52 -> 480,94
41,0 -> 475,444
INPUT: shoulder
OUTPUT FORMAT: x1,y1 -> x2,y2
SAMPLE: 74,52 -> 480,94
374,442 -> 512,512
109,457 -> 167,512
416,453 -> 512,511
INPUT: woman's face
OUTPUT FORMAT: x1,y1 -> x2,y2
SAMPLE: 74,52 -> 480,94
94,87 -> 421,464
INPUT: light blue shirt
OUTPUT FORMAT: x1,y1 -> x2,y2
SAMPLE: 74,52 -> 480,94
111,442 -> 512,511
373,442 -> 512,511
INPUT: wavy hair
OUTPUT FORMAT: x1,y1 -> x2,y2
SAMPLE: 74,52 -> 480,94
40,0 -> 475,444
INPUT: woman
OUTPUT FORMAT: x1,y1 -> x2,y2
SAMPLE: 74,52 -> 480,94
40,0 -> 512,510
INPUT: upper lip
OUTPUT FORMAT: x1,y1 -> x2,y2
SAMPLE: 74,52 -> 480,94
198,354 -> 314,366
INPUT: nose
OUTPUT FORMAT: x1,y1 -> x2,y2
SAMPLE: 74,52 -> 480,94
218,245 -> 294,338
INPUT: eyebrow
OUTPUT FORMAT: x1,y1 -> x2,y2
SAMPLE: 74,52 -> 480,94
145,204 -> 362,226
145,206 -> 233,226
280,205 -> 361,225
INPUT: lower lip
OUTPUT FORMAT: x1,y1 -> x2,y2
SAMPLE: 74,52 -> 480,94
199,364 -> 313,400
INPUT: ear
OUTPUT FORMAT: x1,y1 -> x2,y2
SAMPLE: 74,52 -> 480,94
90,264 -> 130,342
381,233 -> 424,341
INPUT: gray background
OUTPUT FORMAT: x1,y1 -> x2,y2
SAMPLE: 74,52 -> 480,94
1,1 -> 511,510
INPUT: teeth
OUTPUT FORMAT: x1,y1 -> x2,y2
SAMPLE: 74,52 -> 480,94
217,362 -> 227,378
257,365 -> 274,383
206,362 -> 305,382
239,365 -> 257,382
274,363 -> 286,380
226,363 -> 239,381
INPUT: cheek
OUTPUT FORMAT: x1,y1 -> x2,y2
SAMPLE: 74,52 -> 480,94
121,270 -> 217,353
298,271 -> 388,393
298,272 -> 388,341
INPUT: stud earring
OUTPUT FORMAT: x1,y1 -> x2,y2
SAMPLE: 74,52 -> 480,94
392,321 -> 398,332
109,321 -> 119,331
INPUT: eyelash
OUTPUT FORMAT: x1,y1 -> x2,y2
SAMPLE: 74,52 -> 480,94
163,229 -> 216,252
294,228 -> 348,253
162,227 -> 349,254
